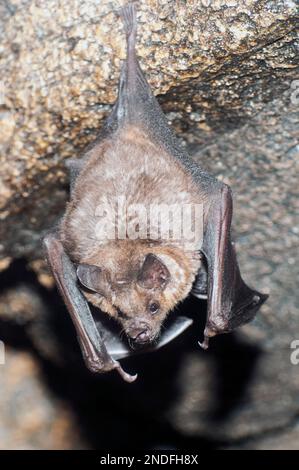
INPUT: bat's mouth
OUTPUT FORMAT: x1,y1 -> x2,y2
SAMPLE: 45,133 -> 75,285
127,328 -> 156,346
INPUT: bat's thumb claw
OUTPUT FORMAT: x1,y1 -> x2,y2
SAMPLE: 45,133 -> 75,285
125,373 -> 138,383
198,337 -> 209,350
198,326 -> 217,350
113,361 -> 138,383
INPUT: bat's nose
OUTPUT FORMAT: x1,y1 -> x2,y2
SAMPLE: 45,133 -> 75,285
129,323 -> 151,344
134,329 -> 150,344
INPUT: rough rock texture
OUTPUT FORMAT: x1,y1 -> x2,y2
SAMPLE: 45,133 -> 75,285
0,0 -> 298,450
0,0 -> 298,259
0,348 -> 87,449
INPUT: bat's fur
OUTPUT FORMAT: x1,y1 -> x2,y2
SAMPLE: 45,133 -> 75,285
60,125 -> 205,342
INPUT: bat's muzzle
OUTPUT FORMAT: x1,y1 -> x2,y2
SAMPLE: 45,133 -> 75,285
127,322 -> 153,344
100,315 -> 193,360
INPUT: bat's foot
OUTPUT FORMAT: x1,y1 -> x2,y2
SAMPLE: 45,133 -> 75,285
120,3 -> 137,40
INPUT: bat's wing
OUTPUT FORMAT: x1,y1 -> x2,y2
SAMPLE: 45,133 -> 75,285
198,185 -> 268,349
43,233 -> 137,382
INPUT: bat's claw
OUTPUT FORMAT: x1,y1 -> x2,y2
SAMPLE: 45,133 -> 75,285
198,336 -> 209,350
85,355 -> 137,383
198,327 -> 217,350
113,361 -> 138,383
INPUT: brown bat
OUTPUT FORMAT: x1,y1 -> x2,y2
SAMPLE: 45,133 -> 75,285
44,3 -> 268,382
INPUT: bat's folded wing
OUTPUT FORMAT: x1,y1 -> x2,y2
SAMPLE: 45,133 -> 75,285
199,185 -> 268,349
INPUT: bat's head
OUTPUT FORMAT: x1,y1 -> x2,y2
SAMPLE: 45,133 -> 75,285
77,249 -> 198,346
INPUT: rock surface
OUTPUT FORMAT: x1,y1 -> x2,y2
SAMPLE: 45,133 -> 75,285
0,348 -> 87,449
0,0 -> 298,450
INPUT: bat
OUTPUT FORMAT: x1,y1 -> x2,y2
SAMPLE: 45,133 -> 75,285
44,3 -> 268,382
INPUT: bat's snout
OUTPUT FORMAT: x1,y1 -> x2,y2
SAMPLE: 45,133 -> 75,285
127,322 -> 153,345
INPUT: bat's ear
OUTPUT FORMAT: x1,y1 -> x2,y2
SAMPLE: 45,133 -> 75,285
77,264 -> 111,297
137,254 -> 170,290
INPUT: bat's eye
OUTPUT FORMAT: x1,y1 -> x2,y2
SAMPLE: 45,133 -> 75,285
252,295 -> 260,306
149,302 -> 160,315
